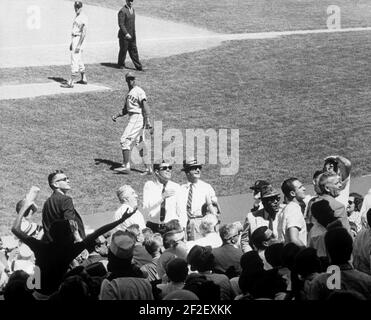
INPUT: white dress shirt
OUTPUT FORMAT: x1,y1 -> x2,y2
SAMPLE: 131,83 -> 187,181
177,180 -> 217,219
142,179 -> 186,228
113,203 -> 146,231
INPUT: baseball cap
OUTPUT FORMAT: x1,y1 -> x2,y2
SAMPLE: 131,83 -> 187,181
125,72 -> 135,80
260,184 -> 280,199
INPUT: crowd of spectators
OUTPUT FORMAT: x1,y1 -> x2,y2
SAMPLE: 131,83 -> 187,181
1,155 -> 371,301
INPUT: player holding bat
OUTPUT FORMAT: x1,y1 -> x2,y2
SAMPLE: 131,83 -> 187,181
112,72 -> 152,174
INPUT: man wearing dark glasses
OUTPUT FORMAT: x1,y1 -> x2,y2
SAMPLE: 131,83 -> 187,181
240,184 -> 283,252
143,161 -> 185,234
177,157 -> 220,241
42,170 -> 86,243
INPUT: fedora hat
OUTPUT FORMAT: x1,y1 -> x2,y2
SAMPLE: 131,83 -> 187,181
260,184 -> 280,199
181,157 -> 202,171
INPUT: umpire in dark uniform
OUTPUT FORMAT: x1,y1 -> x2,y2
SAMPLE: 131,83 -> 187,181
117,0 -> 143,71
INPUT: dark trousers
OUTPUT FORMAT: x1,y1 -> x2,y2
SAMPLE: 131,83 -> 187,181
146,221 -> 167,235
118,37 -> 142,69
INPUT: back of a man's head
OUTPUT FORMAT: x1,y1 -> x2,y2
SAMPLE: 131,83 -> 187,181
163,219 -> 182,234
294,247 -> 321,278
116,185 -> 133,203
265,243 -> 284,268
183,274 -> 221,300
324,227 -> 353,265
166,258 -> 188,283
126,224 -> 140,241
143,233 -> 163,257
187,245 -> 214,272
199,214 -> 218,235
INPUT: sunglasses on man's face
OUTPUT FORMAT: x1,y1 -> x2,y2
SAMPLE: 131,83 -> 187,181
159,166 -> 172,171
266,196 -> 281,203
54,177 -> 69,183
190,166 -> 202,171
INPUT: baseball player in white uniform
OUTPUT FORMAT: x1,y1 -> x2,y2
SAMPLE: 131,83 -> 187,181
61,1 -> 88,88
112,72 -> 152,173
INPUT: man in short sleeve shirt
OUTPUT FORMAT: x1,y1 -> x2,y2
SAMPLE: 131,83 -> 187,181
278,178 -> 307,246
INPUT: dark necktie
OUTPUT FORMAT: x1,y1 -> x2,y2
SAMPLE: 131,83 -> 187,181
160,184 -> 167,222
186,184 -> 193,217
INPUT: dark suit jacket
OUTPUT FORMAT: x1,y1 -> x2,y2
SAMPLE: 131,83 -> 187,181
313,194 -> 350,232
118,5 -> 136,39
42,191 -> 86,242
212,244 -> 243,275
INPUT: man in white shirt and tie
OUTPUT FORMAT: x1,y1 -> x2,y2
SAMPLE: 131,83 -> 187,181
143,161 -> 186,234
177,157 -> 220,241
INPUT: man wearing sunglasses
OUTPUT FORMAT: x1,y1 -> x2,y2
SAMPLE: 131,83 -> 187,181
42,170 -> 86,243
143,161 -> 185,234
240,184 -> 283,252
177,157 -> 220,241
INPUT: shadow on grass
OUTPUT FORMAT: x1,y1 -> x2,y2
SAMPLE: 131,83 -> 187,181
94,158 -> 121,170
94,158 -> 147,174
100,62 -> 137,71
48,77 -> 67,84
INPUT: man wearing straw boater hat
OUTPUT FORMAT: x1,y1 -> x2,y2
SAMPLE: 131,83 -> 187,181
177,157 -> 220,241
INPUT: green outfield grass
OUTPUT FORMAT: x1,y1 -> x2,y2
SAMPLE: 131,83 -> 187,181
1,28 -> 371,234
81,0 -> 371,33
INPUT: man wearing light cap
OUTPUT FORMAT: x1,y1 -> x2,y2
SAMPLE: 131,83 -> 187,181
61,1 -> 88,88
112,72 -> 152,173
177,157 -> 220,241
100,230 -> 154,299
249,180 -> 270,213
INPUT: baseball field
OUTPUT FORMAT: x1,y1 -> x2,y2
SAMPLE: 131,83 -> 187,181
1,0 -> 371,234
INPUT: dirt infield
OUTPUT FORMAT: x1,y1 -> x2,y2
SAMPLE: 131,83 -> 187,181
0,82 -> 111,100
3,0 -> 371,69
0,0 -> 220,68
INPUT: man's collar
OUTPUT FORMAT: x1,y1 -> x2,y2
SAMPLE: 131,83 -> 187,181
187,180 -> 200,186
320,193 -> 334,200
